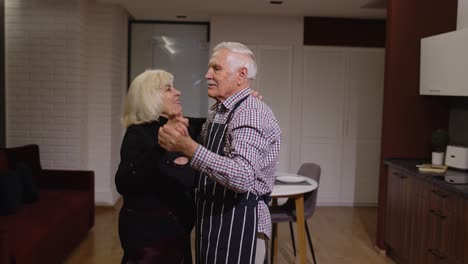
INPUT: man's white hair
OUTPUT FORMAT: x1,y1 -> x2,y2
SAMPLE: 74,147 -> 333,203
212,42 -> 257,79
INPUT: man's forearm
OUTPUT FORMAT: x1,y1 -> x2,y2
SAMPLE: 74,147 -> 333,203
181,137 -> 199,158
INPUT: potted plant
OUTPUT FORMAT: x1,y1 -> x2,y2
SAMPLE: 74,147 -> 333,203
431,129 -> 449,165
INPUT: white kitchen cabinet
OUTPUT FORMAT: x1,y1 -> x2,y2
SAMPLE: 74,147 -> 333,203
420,28 -> 468,96
302,47 -> 384,205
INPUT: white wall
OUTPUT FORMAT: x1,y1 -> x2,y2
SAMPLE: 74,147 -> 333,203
458,0 -> 468,29
84,0 -> 128,205
5,0 -> 128,205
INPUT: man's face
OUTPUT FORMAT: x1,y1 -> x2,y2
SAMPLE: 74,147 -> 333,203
205,49 -> 239,102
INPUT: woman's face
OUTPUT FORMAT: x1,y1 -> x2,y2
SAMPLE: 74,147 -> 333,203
161,84 -> 183,117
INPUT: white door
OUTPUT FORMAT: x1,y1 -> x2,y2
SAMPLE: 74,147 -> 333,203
302,47 -> 346,204
340,48 -> 385,205
301,46 -> 384,205
254,45 -> 293,172
130,23 -> 209,117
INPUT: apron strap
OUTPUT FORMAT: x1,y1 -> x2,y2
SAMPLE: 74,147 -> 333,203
260,194 -> 271,204
225,94 -> 250,125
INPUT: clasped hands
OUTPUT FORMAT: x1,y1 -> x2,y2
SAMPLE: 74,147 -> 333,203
159,89 -> 263,157
158,115 -> 198,158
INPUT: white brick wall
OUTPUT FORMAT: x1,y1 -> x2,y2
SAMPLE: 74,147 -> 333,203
85,1 -> 128,205
6,0 -> 85,169
5,0 -> 128,205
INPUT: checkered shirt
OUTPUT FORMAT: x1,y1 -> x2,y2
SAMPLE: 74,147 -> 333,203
190,87 -> 281,238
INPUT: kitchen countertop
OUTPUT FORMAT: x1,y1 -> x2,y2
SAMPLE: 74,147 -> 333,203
384,159 -> 468,199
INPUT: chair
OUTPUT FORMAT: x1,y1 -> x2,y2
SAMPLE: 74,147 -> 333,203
269,163 -> 321,264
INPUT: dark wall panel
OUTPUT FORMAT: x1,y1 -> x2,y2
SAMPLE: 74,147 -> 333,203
376,0 -> 457,249
304,17 -> 386,47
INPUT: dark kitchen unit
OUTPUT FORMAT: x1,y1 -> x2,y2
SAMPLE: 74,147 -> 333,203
384,159 -> 468,264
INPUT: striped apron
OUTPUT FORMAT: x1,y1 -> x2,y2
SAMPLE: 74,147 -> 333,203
195,96 -> 261,264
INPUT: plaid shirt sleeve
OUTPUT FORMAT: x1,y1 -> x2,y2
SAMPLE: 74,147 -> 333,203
190,99 -> 281,195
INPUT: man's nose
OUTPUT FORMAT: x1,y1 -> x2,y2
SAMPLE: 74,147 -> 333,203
205,69 -> 213,79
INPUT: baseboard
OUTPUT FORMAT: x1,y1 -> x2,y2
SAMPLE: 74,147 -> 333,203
95,189 -> 120,206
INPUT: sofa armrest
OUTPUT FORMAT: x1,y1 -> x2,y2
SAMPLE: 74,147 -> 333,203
39,169 -> 95,227
39,169 -> 94,191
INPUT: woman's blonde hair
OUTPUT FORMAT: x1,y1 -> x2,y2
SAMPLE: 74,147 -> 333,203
122,69 -> 174,128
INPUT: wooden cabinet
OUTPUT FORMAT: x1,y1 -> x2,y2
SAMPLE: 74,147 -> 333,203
427,186 -> 453,264
385,167 -> 414,263
385,166 -> 468,264
411,177 -> 430,264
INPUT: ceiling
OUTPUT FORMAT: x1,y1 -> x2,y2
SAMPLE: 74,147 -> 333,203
96,0 -> 387,21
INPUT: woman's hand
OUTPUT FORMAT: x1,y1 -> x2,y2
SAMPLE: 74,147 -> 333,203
250,89 -> 263,101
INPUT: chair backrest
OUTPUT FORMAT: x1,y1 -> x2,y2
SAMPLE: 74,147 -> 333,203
297,163 -> 321,219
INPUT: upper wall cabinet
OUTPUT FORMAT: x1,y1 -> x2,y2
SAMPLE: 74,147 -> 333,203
420,28 -> 468,96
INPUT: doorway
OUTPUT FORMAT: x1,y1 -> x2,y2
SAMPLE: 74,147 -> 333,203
129,21 -> 209,117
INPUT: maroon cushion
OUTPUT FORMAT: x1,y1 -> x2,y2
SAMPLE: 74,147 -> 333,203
5,145 -> 42,181
10,190 -> 92,263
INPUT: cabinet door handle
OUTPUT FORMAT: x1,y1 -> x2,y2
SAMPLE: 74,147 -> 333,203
429,209 -> 447,219
392,172 -> 408,179
431,190 -> 448,198
428,248 -> 446,260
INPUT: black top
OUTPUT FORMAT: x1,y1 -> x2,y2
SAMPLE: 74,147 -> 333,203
115,117 -> 205,231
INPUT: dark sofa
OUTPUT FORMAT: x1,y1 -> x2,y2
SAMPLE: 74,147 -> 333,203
0,144 -> 94,264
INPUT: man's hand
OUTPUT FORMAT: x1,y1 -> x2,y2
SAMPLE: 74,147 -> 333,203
158,124 -> 198,158
166,115 -> 189,136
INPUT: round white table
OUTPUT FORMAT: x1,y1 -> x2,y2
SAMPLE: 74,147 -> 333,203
271,173 -> 318,197
270,173 -> 318,264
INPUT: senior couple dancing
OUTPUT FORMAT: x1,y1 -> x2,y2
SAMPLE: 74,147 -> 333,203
115,41 -> 281,264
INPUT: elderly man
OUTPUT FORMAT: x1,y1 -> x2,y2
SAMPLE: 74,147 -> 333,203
159,42 -> 281,264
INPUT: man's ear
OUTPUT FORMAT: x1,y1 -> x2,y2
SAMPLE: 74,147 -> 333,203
237,67 -> 248,85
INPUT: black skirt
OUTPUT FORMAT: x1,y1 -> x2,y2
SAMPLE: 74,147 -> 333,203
119,205 -> 192,264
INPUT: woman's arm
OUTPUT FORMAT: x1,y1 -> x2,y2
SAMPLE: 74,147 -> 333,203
115,126 -> 162,195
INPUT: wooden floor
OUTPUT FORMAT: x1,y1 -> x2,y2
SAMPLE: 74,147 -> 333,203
64,203 -> 395,264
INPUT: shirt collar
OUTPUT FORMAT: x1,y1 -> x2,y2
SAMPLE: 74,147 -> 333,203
222,87 -> 251,110
209,87 -> 251,112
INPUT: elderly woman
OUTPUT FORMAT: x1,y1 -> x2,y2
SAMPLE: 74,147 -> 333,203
115,69 -> 204,263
